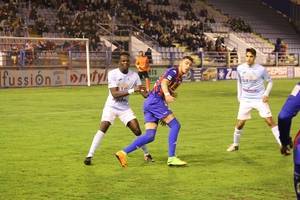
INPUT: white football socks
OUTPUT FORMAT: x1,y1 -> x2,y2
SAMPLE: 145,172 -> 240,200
87,130 -> 105,157
233,127 -> 243,145
232,126 -> 281,147
140,144 -> 149,155
271,126 -> 281,146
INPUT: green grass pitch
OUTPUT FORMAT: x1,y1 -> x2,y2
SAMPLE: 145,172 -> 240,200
1,79 -> 299,200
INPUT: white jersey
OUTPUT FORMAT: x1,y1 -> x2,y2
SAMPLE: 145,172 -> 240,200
104,68 -> 141,110
237,63 -> 272,100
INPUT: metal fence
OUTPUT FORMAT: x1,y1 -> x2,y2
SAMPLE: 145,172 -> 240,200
0,49 -> 299,68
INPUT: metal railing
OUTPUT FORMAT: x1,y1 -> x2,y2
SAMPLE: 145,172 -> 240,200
0,49 -> 299,68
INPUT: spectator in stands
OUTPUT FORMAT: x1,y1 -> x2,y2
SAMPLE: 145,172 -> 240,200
227,17 -> 252,32
90,38 -> 98,51
206,40 -> 214,51
0,0 -> 216,54
29,5 -> 38,20
35,17 -> 48,36
135,50 -> 151,92
217,43 -> 228,63
24,40 -> 34,64
10,44 -> 18,65
274,38 -> 282,53
230,48 -> 238,66
274,38 -> 288,63
36,40 -> 46,52
279,42 -> 288,63
145,48 -> 153,64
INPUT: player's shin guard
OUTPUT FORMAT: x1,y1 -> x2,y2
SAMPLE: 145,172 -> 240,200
167,118 -> 181,157
124,129 -> 156,154
87,130 -> 105,157
233,127 -> 242,145
140,143 -> 149,154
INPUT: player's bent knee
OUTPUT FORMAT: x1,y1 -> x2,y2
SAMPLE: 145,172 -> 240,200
146,135 -> 155,143
100,121 -> 111,133
236,120 -> 246,129
145,129 -> 156,143
168,118 -> 181,130
134,130 -> 142,136
278,112 -> 293,121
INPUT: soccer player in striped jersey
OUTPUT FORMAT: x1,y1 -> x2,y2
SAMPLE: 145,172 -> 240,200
227,48 -> 281,152
115,56 -> 193,167
83,52 -> 153,165
278,82 -> 300,199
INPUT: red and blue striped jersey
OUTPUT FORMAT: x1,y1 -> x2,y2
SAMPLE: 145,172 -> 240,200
151,67 -> 182,98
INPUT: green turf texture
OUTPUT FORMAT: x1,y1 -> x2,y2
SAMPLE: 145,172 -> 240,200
1,79 -> 299,200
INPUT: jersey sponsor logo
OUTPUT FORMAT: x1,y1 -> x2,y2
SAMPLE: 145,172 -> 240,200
242,88 -> 258,93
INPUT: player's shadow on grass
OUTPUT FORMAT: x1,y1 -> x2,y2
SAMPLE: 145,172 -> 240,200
236,152 -> 262,166
179,153 -> 216,166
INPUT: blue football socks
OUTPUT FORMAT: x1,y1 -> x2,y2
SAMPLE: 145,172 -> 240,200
167,118 -> 181,157
124,129 -> 156,154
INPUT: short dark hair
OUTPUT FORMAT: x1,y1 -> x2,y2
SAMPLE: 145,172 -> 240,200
246,48 -> 256,56
120,52 -> 130,57
182,56 -> 194,63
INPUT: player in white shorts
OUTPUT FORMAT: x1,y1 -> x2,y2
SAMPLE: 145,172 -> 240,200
84,52 -> 153,165
227,48 -> 281,152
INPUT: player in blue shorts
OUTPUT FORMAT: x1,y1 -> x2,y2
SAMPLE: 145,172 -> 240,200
278,82 -> 300,199
115,56 -> 193,167
279,82 -> 300,155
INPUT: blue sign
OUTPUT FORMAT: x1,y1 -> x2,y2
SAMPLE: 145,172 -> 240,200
217,67 -> 237,80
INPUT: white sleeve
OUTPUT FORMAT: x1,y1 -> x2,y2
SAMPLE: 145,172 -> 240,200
108,71 -> 117,88
263,68 -> 273,96
263,67 -> 272,82
263,80 -> 273,96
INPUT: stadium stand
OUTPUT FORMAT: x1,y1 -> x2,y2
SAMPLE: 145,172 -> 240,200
0,0 -> 299,68
207,0 -> 300,53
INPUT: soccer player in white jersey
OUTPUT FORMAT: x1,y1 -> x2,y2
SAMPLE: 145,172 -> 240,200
84,52 -> 153,165
227,48 -> 281,152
